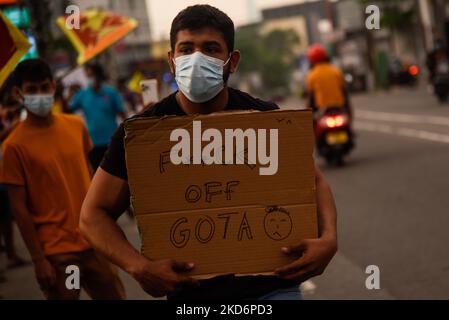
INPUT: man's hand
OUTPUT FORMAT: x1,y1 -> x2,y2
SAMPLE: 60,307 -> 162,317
34,258 -> 57,291
275,237 -> 337,282
130,257 -> 199,298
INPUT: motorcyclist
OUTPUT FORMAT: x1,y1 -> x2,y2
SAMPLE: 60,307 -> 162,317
305,44 -> 352,121
426,39 -> 449,83
426,39 -> 449,102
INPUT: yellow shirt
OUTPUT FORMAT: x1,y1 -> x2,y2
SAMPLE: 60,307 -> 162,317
307,63 -> 345,109
0,114 -> 93,256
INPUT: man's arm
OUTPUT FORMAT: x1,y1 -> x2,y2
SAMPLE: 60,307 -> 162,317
67,89 -> 82,114
79,168 -> 197,297
275,165 -> 337,281
79,168 -> 138,269
81,122 -> 94,177
7,185 -> 56,290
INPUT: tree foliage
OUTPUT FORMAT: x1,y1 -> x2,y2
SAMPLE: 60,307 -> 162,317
236,26 -> 300,96
360,0 -> 416,30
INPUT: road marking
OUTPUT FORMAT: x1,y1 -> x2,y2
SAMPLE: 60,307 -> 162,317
355,121 -> 449,144
356,110 -> 449,127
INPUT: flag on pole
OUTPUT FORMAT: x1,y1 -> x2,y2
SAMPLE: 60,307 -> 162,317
0,11 -> 31,88
127,71 -> 145,94
56,10 -> 138,65
0,0 -> 17,4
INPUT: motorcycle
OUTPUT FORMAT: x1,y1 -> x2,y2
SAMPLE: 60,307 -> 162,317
389,59 -> 419,87
314,107 -> 354,166
433,58 -> 449,103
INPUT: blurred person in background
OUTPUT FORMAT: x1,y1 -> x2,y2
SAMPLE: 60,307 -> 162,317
51,79 -> 68,114
0,59 -> 125,300
69,63 -> 126,172
426,38 -> 449,83
305,44 -> 352,120
0,84 -> 27,273
0,87 -> 21,141
117,77 -> 141,115
426,38 -> 449,102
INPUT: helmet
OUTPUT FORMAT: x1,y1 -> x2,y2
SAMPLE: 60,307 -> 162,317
307,44 -> 328,65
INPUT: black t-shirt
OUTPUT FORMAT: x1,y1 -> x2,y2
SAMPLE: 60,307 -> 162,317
101,87 -> 298,300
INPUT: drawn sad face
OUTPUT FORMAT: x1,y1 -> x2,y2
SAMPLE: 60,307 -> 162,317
264,209 -> 293,241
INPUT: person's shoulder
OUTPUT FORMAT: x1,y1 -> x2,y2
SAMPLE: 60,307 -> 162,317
2,134 -> 16,150
75,87 -> 89,96
102,84 -> 114,91
228,88 -> 279,111
2,123 -> 25,150
314,63 -> 339,77
56,114 -> 85,130
57,113 -> 83,124
330,65 -> 344,80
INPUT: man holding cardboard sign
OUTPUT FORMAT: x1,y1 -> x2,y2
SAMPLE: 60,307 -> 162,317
80,5 -> 337,300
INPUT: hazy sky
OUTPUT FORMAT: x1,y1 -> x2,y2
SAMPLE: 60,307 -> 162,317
146,0 -> 308,41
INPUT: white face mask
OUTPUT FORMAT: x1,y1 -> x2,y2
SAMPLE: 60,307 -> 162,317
174,51 -> 231,103
23,94 -> 54,117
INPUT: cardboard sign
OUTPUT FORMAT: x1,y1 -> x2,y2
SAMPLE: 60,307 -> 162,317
124,109 -> 318,277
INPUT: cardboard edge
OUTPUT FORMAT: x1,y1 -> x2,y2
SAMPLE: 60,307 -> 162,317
124,108 -> 312,128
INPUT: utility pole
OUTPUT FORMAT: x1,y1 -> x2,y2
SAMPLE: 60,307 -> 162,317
432,0 -> 447,44
418,0 -> 434,51
25,0 -> 53,60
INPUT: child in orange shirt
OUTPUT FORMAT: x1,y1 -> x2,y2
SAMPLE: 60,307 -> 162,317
0,59 -> 125,300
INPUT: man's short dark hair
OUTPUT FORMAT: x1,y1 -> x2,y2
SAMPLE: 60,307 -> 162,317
170,5 -> 235,53
12,59 -> 53,88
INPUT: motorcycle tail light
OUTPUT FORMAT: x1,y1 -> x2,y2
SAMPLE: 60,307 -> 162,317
409,65 -> 419,76
319,114 -> 348,129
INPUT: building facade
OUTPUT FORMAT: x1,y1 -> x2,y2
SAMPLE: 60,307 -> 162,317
70,0 -> 151,78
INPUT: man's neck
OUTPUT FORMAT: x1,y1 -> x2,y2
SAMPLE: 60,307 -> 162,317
25,112 -> 54,127
176,87 -> 229,115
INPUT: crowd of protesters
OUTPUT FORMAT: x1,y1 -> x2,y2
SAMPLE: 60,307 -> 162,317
0,59 -> 134,299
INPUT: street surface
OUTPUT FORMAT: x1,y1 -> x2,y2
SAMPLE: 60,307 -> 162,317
302,86 -> 449,299
1,86 -> 448,299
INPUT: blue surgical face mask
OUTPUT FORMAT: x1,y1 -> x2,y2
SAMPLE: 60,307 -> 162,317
23,94 -> 54,117
174,51 -> 231,103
